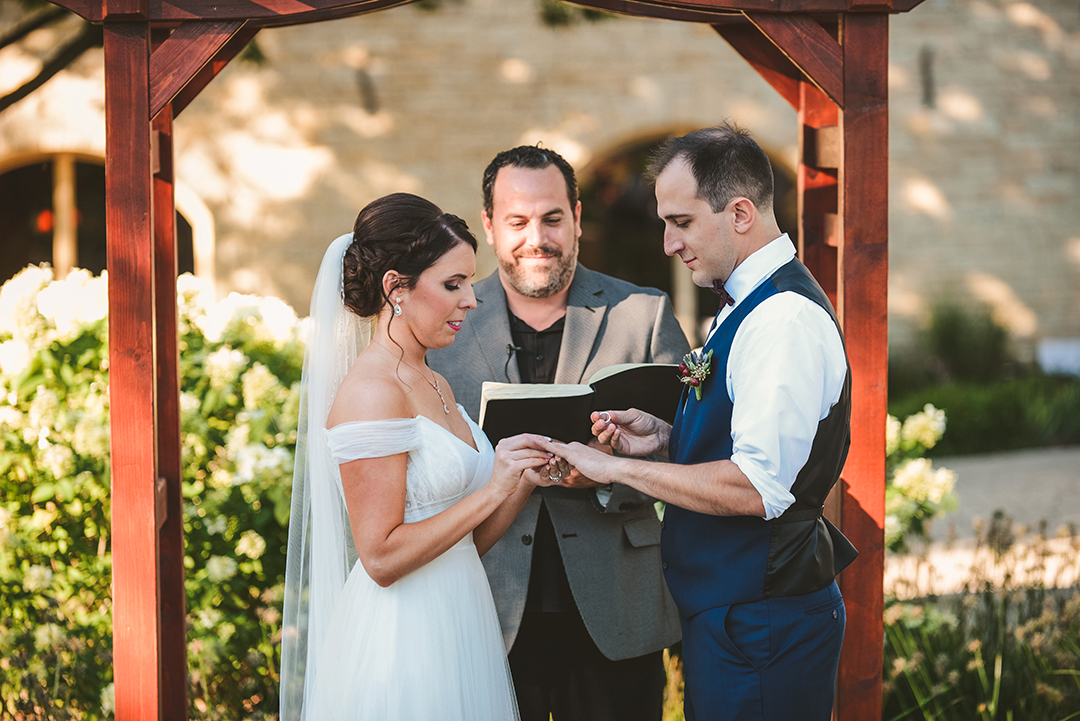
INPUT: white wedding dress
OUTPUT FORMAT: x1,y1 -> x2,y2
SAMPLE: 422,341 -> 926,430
301,407 -> 520,721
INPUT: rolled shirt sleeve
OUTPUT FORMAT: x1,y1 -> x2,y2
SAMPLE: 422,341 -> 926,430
726,292 -> 847,520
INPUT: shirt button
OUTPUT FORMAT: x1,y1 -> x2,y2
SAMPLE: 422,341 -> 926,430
521,534 -> 533,546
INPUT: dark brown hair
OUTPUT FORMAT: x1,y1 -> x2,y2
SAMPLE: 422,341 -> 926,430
647,122 -> 775,213
482,145 -> 578,217
343,193 -> 477,317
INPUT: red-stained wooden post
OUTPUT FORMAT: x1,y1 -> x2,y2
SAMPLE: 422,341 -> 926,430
796,81 -> 839,309
103,14 -> 163,721
151,89 -> 189,717
835,13 -> 889,721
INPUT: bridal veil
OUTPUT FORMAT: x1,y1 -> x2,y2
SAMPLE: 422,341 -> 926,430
279,233 -> 370,721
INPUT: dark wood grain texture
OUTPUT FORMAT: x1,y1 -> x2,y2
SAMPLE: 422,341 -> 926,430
149,19 -> 246,119
104,19 -> 161,721
713,21 -> 802,108
152,101 -> 189,721
745,12 -> 844,106
835,13 -> 889,721
171,24 -> 258,117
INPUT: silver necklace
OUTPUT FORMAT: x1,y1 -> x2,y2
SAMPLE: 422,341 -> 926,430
374,341 -> 450,414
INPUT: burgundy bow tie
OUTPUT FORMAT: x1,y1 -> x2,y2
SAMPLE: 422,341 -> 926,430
711,281 -> 735,307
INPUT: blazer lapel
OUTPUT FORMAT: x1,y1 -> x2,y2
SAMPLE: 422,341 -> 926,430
554,265 -> 606,385
468,274 -> 521,384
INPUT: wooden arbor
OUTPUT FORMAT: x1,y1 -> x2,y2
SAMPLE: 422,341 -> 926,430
38,0 -> 922,717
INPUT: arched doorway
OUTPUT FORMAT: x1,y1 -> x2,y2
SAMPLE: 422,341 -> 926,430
0,154 -> 197,284
578,135 -> 797,345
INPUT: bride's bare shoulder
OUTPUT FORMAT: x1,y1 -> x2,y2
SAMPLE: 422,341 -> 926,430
327,356 -> 411,427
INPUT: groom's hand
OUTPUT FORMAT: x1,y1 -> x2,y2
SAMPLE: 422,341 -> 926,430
558,440 -> 613,489
591,409 -> 670,458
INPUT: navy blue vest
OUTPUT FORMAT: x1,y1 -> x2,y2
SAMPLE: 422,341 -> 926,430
661,259 -> 857,617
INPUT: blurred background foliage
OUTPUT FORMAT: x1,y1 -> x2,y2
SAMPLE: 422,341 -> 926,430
889,301 -> 1080,457
0,266 -> 303,719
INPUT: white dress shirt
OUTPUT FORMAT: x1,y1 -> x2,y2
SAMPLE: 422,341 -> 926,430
705,235 -> 847,520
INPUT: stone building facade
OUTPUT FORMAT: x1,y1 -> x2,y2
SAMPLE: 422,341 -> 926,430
1,0 -> 1077,359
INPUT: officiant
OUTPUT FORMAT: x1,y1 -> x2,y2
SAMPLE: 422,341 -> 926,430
428,145 -> 688,721
535,124 -> 859,721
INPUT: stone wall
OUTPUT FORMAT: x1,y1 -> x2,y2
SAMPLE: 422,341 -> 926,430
0,0 -> 1077,359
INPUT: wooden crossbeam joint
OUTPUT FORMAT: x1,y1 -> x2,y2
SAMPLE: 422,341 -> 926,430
148,19 -> 247,120
744,11 -> 845,108
102,0 -> 147,19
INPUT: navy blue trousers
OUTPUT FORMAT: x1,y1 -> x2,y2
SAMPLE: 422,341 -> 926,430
680,581 -> 845,721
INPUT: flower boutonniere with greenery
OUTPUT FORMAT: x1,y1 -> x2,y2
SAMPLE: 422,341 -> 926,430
678,348 -> 713,401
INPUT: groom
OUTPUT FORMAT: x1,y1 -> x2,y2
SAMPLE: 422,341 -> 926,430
429,145 -> 686,721
536,124 -> 858,721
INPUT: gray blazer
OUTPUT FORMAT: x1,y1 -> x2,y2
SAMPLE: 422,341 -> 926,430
428,265 -> 688,661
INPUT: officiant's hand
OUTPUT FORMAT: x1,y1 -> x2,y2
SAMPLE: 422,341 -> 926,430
590,409 -> 671,458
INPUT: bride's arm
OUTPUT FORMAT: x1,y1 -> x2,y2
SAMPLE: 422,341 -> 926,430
473,477 -> 536,557
336,383 -> 550,587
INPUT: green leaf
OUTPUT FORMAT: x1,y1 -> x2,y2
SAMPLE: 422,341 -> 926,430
30,483 -> 56,503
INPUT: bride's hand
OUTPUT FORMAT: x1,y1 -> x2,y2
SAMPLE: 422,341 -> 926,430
491,434 -> 560,495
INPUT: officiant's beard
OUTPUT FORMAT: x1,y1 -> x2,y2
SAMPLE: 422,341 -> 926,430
501,241 -> 577,299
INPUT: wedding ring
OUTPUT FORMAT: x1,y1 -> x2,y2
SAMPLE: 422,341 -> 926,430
598,412 -> 611,423
547,468 -> 563,483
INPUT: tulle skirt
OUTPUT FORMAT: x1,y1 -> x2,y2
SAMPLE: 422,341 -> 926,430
304,535 -> 520,721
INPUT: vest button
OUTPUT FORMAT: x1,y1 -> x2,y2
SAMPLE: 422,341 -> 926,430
521,534 -> 533,546
660,521 -> 665,530
832,609 -> 839,620
662,562 -> 668,570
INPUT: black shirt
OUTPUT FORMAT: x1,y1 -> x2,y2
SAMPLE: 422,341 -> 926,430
508,311 -> 576,613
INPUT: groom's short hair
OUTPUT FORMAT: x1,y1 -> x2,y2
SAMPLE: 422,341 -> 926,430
482,145 -> 579,216
647,122 -> 775,214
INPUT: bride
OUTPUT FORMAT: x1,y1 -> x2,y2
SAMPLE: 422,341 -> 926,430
279,193 -> 560,720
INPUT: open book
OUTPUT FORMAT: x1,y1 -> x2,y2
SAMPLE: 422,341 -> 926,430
478,363 -> 682,445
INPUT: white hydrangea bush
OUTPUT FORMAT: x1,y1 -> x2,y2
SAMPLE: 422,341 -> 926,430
0,266 -> 305,718
884,403 -> 958,552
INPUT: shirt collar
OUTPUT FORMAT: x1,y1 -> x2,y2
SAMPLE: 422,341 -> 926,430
725,234 -> 796,307
704,234 -> 795,344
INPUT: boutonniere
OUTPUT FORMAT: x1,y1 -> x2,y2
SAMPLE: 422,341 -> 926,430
679,349 -> 713,401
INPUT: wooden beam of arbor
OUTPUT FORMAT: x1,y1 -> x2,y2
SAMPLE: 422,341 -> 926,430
149,19 -> 247,120
152,100 -> 189,720
45,0 -> 419,22
568,0 -> 742,23
51,0 -> 923,21
744,12 -> 843,106
103,18 -> 162,721
712,21 -> 802,108
573,0 -> 924,18
170,24 -> 258,117
835,12 -> 889,720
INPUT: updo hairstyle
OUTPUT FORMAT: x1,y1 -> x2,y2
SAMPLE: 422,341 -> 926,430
342,193 -> 477,318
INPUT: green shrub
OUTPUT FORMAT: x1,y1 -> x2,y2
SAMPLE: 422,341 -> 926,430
0,266 -> 303,719
889,375 -> 1080,456
926,303 -> 1010,384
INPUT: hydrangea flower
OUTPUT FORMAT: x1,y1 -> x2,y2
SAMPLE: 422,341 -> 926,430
236,530 -> 266,559
24,565 -> 53,592
206,555 -> 239,583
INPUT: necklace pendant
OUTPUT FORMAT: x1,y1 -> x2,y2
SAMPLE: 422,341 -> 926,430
432,377 -> 450,414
